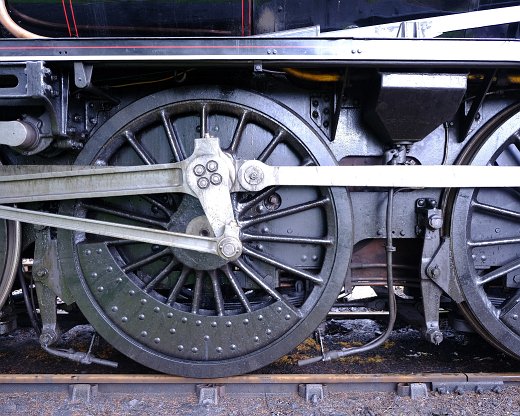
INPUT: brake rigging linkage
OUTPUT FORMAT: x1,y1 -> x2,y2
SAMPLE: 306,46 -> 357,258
298,188 -> 397,366
42,333 -> 118,368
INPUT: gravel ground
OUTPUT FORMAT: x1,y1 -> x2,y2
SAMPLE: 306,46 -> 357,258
0,389 -> 520,415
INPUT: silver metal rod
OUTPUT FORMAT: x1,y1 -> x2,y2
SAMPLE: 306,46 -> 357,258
237,163 -> 520,191
0,205 -> 218,255
0,163 -> 520,206
325,6 -> 520,39
0,38 -> 517,66
0,163 -> 187,204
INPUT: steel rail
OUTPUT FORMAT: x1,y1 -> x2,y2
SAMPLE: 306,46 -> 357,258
0,373 -> 518,394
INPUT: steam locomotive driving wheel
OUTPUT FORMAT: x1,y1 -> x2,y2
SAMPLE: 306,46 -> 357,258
58,87 -> 352,377
451,105 -> 520,359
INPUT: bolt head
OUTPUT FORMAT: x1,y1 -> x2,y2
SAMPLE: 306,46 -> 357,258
36,268 -> 48,278
220,242 -> 237,258
433,332 -> 443,345
193,164 -> 206,176
244,166 -> 264,185
197,177 -> 210,189
218,237 -> 242,259
206,160 -> 218,172
428,214 -> 443,230
268,194 -> 280,205
428,265 -> 441,279
210,173 -> 222,185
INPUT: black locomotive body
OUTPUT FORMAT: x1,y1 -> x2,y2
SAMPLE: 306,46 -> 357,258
6,0 -> 518,37
0,1 -> 517,378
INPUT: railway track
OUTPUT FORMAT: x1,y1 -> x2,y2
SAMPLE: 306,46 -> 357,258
1,372 -> 518,397
0,373 -> 517,416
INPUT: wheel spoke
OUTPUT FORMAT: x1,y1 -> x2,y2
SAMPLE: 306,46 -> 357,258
82,202 -> 168,228
221,264 -> 252,312
191,270 -> 204,314
234,259 -> 281,302
141,195 -> 174,217
166,265 -> 190,305
234,259 -> 302,316
240,197 -> 330,228
124,130 -> 156,165
477,257 -> 520,285
143,260 -> 179,292
500,289 -> 520,318
122,247 -> 171,273
242,246 -> 323,285
242,232 -> 333,245
496,142 -> 520,166
105,239 -> 140,246
468,237 -> 520,247
209,270 -> 225,316
257,130 -> 284,162
472,200 -> 520,221
160,110 -> 186,161
200,104 -> 209,137
228,110 -> 249,153
507,187 -> 520,201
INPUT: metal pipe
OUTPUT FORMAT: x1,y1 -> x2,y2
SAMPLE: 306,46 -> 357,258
0,0 -> 45,38
17,267 -> 41,336
299,188 -> 398,366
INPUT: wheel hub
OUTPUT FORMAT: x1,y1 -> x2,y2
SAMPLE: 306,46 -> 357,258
168,196 -> 228,270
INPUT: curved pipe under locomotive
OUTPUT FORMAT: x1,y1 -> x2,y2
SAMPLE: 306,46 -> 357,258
0,0 -> 517,378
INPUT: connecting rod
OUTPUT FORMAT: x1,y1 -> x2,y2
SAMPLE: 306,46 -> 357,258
0,136 -> 518,258
0,161 -> 518,206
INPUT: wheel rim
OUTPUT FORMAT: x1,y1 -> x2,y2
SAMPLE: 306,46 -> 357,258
452,105 -> 520,357
58,87 -> 352,377
0,219 -> 20,311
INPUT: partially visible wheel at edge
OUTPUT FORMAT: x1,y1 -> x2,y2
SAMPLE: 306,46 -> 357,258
57,87 -> 353,377
451,103 -> 520,358
0,219 -> 20,311
0,159 -> 21,312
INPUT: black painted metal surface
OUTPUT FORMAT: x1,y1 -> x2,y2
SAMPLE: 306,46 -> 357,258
6,0 -> 519,38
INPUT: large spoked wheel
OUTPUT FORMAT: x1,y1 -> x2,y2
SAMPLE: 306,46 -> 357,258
0,161 -> 21,311
451,104 -> 520,358
58,87 -> 352,377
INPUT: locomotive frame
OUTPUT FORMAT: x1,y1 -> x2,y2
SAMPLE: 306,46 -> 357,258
0,3 -> 518,377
